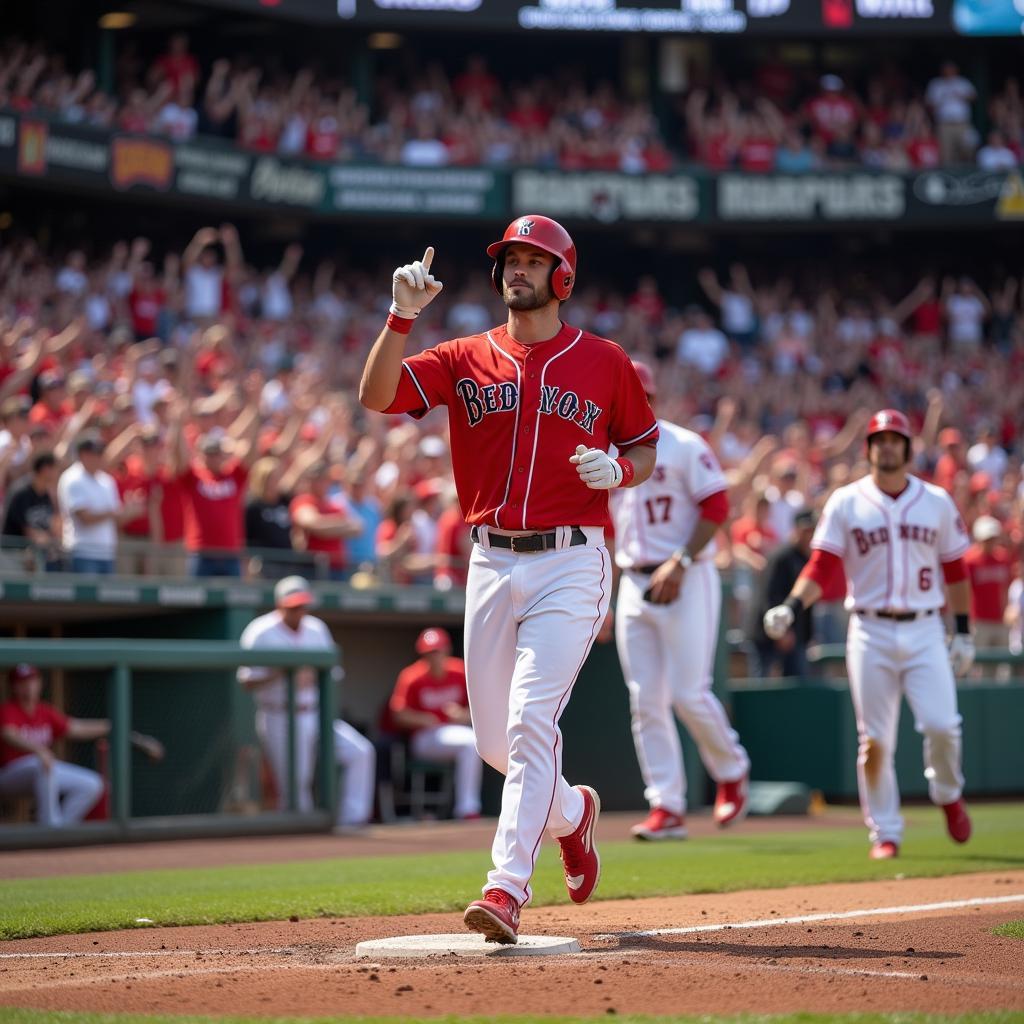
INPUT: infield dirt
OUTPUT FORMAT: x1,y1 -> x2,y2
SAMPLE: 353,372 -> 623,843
2,871 -> 1022,1018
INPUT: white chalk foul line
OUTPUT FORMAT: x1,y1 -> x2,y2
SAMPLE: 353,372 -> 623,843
595,893 -> 1024,939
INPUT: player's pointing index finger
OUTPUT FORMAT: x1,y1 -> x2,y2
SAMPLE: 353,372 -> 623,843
422,246 -> 435,270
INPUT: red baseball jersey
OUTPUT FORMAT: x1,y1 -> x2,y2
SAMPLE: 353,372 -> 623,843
383,323 -> 658,529
0,701 -> 68,767
389,656 -> 469,732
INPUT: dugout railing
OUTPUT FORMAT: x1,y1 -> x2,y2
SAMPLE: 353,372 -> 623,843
0,639 -> 338,850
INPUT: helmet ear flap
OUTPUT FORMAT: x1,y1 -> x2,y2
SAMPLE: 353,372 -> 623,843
490,253 -> 505,296
551,261 -> 574,301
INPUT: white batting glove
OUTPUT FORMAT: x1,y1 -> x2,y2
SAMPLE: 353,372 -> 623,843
948,634 -> 975,676
391,246 -> 443,319
570,445 -> 623,490
763,604 -> 795,640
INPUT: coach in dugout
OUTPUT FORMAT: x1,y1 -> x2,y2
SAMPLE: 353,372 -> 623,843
0,663 -> 164,826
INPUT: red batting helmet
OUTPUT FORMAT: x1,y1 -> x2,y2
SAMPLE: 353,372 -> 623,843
866,409 -> 912,442
486,215 -> 576,301
866,408 -> 912,461
630,360 -> 656,398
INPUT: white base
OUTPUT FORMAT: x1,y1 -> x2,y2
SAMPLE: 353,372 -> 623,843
355,933 -> 581,958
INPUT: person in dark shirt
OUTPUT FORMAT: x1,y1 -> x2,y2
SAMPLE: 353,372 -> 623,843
3,452 -> 62,571
746,508 -> 817,679
244,456 -> 309,579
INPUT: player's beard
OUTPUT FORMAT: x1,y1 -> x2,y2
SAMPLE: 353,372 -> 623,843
504,278 -> 552,311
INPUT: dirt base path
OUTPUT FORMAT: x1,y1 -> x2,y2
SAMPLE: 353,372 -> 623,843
2,872 -> 1021,1017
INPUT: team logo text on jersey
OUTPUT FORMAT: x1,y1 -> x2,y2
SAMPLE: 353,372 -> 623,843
852,523 -> 939,555
456,377 -> 604,434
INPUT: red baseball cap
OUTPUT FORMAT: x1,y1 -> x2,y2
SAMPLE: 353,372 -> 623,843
415,627 -> 451,655
8,663 -> 39,684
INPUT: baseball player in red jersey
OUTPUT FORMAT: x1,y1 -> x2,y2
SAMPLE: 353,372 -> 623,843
609,362 -> 749,840
388,627 -> 482,820
764,410 -> 975,859
361,215 -> 658,944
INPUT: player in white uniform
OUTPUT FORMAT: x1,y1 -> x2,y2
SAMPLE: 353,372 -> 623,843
764,410 -> 975,859
609,361 -> 750,839
238,576 -> 376,828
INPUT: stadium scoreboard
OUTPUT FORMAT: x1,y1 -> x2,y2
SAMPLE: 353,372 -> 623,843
192,0 -> 1023,35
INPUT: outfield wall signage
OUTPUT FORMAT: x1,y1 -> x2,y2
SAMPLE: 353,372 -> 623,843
3,110 -> 1023,228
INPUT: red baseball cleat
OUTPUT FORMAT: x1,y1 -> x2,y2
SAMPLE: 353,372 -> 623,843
941,799 -> 972,844
714,775 -> 749,827
558,785 -> 601,904
464,888 -> 520,944
631,807 -> 687,841
870,840 -> 899,860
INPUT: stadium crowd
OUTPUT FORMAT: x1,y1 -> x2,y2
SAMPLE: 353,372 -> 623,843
0,227 -> 1022,652
2,34 -> 1022,172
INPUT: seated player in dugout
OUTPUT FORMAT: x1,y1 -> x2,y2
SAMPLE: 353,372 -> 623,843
387,627 -> 482,821
360,214 -> 658,944
0,663 -> 164,826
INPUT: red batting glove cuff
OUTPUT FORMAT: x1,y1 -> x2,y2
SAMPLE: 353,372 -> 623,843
615,457 -> 635,487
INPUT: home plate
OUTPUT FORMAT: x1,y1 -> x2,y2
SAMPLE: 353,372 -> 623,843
355,933 -> 581,958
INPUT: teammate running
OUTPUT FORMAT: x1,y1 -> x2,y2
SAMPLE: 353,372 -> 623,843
764,410 -> 974,859
608,361 -> 749,840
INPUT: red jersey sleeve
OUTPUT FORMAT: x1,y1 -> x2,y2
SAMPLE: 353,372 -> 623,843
382,342 -> 455,418
698,489 -> 729,524
610,354 -> 659,450
389,665 -> 423,714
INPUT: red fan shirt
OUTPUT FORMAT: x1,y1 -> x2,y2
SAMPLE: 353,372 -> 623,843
179,460 -> 248,553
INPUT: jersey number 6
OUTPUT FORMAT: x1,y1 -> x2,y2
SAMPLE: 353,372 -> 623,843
919,567 -> 933,591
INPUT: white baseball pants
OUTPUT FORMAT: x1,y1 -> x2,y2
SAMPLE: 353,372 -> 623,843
410,724 -> 482,819
0,755 -> 104,826
616,560 -> 749,814
464,530 -> 610,906
846,612 -> 963,845
257,710 -> 376,826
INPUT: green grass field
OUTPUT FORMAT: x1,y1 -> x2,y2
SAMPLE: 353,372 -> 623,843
993,919 -> 1024,939
2,804 -> 1022,941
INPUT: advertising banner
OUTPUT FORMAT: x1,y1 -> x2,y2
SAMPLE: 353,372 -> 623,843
514,170 -> 702,223
4,110 -> 1024,228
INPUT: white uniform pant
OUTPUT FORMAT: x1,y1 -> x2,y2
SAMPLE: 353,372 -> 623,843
464,535 -> 611,906
616,561 -> 749,814
0,755 -> 104,826
411,724 -> 483,819
257,710 -> 376,826
846,612 -> 963,845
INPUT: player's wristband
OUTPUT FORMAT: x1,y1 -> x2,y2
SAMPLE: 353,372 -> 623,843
386,312 -> 414,335
784,595 -> 805,615
955,614 -> 970,635
614,457 -> 635,488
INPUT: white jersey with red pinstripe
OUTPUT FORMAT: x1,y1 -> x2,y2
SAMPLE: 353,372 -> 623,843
811,473 -> 970,848
610,418 -> 747,818
813,474 -> 969,611
612,421 -> 726,569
